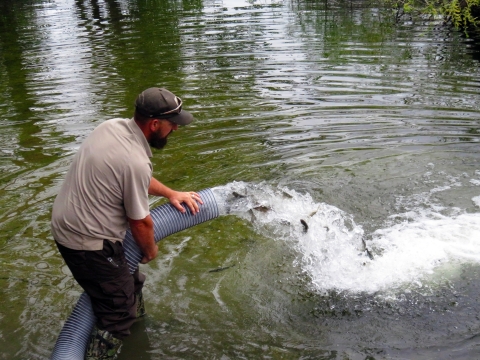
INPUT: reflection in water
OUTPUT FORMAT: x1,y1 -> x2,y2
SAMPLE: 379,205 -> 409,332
0,0 -> 480,358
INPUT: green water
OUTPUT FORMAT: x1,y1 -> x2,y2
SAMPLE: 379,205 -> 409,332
1,0 -> 480,359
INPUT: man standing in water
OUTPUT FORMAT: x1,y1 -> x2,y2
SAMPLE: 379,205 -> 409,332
51,87 -> 202,359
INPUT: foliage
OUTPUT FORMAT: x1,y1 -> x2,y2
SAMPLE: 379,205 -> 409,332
385,0 -> 480,32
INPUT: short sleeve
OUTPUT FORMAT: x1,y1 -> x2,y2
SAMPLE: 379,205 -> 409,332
122,160 -> 152,220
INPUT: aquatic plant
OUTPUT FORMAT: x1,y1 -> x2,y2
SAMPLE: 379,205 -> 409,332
386,0 -> 480,34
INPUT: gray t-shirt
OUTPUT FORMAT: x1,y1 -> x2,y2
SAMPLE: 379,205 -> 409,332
51,118 -> 153,250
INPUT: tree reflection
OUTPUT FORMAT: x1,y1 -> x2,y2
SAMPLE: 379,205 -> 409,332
71,0 -> 203,115
0,1 -> 45,167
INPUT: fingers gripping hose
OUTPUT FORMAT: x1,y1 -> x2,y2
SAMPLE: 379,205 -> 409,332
51,188 -> 219,360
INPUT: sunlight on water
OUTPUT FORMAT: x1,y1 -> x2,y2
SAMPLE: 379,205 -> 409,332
213,181 -> 480,294
1,0 -> 480,357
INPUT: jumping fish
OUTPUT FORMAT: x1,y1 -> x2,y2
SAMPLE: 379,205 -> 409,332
253,205 -> 271,212
361,239 -> 374,260
300,219 -> 309,233
209,264 -> 236,273
308,205 -> 320,217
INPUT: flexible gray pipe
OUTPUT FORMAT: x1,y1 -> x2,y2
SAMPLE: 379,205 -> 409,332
51,188 -> 220,360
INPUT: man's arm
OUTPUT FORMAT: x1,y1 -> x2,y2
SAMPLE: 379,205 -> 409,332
148,177 -> 203,214
128,215 -> 158,264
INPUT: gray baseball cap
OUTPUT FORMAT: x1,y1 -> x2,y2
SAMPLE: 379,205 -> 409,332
135,87 -> 193,125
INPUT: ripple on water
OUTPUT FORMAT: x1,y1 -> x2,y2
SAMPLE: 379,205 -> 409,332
1,0 -> 480,358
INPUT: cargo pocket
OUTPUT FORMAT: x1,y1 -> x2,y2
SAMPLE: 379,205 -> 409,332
99,275 -> 135,310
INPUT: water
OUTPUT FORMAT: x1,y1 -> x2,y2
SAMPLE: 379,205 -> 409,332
1,0 -> 480,358
213,181 -> 480,293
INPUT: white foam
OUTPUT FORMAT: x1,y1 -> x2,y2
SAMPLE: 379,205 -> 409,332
430,185 -> 451,193
473,196 -> 480,207
214,182 -> 480,295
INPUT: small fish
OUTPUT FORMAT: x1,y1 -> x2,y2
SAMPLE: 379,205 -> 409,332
309,206 -> 320,217
232,191 -> 246,198
253,205 -> 271,212
300,219 -> 309,233
209,264 -> 235,273
248,209 -> 257,222
361,239 -> 374,260
365,248 -> 374,260
361,239 -> 367,250
281,191 -> 293,199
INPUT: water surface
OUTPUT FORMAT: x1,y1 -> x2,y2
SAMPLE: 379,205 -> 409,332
1,0 -> 480,359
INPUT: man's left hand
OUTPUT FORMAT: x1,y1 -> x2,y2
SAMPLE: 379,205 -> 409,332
168,191 -> 203,214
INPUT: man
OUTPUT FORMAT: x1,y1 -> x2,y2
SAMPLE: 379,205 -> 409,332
51,87 -> 202,359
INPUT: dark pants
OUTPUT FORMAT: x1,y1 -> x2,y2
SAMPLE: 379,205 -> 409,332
56,240 -> 145,339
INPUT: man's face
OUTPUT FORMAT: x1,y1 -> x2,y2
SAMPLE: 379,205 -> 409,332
149,120 -> 178,149
149,128 -> 168,149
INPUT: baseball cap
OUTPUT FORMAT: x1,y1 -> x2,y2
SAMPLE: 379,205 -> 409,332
134,87 -> 194,125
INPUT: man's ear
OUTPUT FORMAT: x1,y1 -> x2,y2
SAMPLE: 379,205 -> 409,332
149,119 -> 160,131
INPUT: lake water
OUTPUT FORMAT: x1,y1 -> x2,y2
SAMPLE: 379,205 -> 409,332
1,0 -> 480,359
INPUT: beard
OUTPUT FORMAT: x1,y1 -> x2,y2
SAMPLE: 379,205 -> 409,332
149,130 -> 168,149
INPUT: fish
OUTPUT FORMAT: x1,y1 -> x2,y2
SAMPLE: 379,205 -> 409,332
365,248 -> 374,260
232,191 -> 246,198
252,205 -> 271,212
247,209 -> 257,222
300,219 -> 309,233
209,264 -> 235,273
361,239 -> 374,260
309,207 -> 320,217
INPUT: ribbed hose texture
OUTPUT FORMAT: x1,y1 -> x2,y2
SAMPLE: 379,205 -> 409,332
51,188 -> 219,360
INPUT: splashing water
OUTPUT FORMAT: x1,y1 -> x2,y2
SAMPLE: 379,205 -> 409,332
212,181 -> 480,295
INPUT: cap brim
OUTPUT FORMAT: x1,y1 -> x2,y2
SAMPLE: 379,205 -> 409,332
168,110 -> 194,125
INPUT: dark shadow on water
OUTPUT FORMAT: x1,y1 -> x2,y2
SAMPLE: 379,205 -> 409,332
464,28 -> 480,63
119,318 -> 153,360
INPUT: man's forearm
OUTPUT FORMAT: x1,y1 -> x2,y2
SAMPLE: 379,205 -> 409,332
128,215 -> 158,263
148,176 -> 202,214
148,177 -> 174,197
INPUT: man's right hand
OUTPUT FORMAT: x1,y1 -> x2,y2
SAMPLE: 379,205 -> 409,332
128,215 -> 158,263
140,244 -> 158,264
